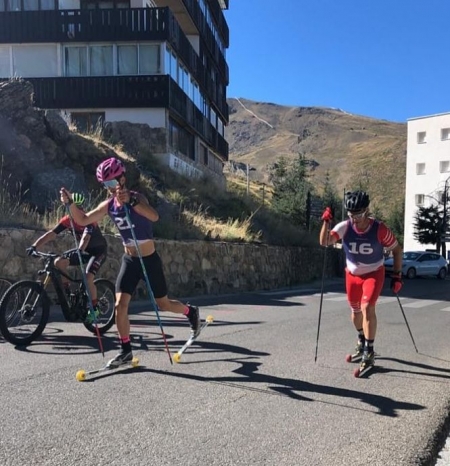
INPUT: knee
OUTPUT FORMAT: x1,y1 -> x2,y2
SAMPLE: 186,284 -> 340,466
155,296 -> 169,311
362,303 -> 376,317
115,302 -> 128,316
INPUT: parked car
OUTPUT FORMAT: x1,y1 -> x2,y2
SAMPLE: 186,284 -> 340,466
384,251 -> 448,280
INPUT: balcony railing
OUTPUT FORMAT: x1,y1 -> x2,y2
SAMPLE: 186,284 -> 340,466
0,7 -> 228,120
24,75 -> 228,160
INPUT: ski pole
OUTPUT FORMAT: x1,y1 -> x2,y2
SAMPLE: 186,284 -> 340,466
124,204 -> 173,365
314,223 -> 330,363
65,204 -> 105,358
395,293 -> 418,353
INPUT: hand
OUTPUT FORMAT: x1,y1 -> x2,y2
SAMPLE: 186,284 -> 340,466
321,207 -> 333,222
60,187 -> 72,205
390,273 -> 403,294
26,246 -> 36,256
115,187 -> 131,205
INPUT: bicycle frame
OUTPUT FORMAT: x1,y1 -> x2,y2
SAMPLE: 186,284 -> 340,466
35,252 -> 84,321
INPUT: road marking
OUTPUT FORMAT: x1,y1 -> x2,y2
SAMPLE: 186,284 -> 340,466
402,300 -> 441,308
325,296 -> 348,302
376,297 -> 398,304
440,307 -> 450,312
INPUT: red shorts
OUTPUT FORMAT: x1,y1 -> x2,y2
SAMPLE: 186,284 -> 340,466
345,266 -> 385,311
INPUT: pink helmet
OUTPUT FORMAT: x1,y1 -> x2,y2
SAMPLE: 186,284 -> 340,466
96,157 -> 125,182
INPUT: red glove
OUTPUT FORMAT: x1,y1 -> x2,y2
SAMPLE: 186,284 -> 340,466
390,273 -> 403,294
321,207 -> 333,222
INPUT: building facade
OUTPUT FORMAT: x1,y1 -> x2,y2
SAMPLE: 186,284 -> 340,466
404,112 -> 450,253
0,0 -> 229,181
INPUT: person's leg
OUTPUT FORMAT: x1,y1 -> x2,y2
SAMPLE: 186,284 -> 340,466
360,267 -> 385,362
54,256 -> 71,288
85,250 -> 107,307
107,255 -> 140,367
346,269 -> 364,351
145,252 -> 201,336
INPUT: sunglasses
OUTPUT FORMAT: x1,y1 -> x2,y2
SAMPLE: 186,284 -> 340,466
347,210 -> 366,219
102,176 -> 122,189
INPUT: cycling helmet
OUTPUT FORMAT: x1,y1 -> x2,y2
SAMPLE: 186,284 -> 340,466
96,157 -> 125,182
345,191 -> 370,211
72,193 -> 85,207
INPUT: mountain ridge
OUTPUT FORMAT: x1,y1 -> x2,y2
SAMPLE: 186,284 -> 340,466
225,97 -> 407,217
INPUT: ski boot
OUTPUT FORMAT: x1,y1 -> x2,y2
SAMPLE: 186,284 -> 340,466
106,349 -> 133,368
353,351 -> 375,378
345,339 -> 364,363
187,304 -> 201,338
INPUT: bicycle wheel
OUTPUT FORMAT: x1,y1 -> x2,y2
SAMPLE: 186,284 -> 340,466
83,278 -> 116,335
0,280 -> 50,346
0,278 -> 13,300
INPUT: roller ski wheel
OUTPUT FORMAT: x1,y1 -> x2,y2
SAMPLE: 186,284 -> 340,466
353,354 -> 375,378
75,357 -> 139,382
345,352 -> 363,363
173,314 -> 214,363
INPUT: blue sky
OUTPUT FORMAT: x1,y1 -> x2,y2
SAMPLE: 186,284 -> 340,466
224,0 -> 450,123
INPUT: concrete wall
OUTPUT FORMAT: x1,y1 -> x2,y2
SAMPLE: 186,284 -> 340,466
0,228 -> 342,298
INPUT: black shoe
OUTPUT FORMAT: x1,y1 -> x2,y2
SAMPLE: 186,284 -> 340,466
187,304 -> 201,338
106,350 -> 133,368
361,351 -> 375,368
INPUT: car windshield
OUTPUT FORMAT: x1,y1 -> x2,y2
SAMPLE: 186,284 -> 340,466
403,252 -> 421,261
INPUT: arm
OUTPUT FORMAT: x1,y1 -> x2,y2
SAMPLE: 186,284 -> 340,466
319,221 -> 338,247
32,230 -> 58,249
130,193 -> 159,222
78,231 -> 91,252
391,243 -> 403,273
60,187 -> 109,226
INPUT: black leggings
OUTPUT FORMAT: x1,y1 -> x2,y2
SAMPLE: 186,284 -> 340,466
116,251 -> 168,298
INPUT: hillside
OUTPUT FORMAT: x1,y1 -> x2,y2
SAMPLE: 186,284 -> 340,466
225,97 -> 407,217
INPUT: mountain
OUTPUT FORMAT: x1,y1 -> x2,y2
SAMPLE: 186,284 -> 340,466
225,97 -> 407,217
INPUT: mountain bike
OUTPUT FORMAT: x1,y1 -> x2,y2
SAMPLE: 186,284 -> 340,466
0,251 -> 116,346
0,277 -> 14,300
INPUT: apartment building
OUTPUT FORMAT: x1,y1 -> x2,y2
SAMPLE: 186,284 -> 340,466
0,0 -> 229,181
404,112 -> 450,252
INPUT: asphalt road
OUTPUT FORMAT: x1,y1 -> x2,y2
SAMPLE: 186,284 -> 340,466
1,277 -> 450,466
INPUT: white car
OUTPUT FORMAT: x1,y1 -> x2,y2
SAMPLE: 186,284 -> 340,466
384,251 -> 448,280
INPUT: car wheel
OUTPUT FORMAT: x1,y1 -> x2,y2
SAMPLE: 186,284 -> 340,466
406,268 -> 416,279
437,267 -> 447,280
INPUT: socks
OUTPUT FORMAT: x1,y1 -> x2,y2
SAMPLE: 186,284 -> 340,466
364,339 -> 374,354
357,329 -> 365,344
120,336 -> 131,353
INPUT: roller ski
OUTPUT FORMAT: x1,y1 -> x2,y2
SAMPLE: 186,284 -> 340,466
76,350 -> 139,382
345,340 -> 364,363
353,352 -> 375,378
173,314 -> 214,363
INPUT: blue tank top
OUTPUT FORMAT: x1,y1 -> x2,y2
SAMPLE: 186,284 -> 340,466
107,194 -> 153,246
343,219 -> 384,268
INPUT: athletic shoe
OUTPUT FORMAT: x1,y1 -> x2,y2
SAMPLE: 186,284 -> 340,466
187,304 -> 201,338
84,305 -> 100,324
106,350 -> 133,368
361,351 -> 375,368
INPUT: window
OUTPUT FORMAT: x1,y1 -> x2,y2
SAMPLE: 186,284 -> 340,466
415,194 -> 424,206
71,112 -> 105,133
441,128 -> 450,141
117,45 -> 138,75
440,161 -> 450,173
0,0 -> 5,10
139,44 -> 160,74
416,163 -> 426,175
201,144 -> 208,165
417,131 -> 427,144
23,0 -> 38,9
64,46 -> 87,76
90,45 -> 113,76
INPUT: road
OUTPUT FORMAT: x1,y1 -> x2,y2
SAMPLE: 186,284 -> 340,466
1,277 -> 450,466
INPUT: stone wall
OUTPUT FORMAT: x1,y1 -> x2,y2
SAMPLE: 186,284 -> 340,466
0,228 -> 343,298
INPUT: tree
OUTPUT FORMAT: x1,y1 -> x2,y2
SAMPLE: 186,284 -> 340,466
386,203 -> 405,247
271,154 -> 314,227
321,171 -> 342,221
413,206 -> 442,253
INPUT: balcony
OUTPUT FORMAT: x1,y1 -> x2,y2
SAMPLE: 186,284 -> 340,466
0,7 -> 228,120
25,75 -> 228,161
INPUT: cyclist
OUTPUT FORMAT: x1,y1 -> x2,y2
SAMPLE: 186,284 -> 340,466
26,193 -> 108,323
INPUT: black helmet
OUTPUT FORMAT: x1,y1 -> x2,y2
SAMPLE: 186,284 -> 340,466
345,191 -> 370,211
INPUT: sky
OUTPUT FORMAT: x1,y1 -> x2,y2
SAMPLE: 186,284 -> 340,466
224,0 -> 450,123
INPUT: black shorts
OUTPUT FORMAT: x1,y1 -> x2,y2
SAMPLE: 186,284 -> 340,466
63,247 -> 107,275
116,251 -> 168,298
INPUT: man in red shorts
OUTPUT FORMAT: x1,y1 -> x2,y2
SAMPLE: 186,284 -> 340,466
319,190 -> 403,370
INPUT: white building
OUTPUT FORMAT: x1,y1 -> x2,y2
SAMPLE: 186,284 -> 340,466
404,112 -> 450,253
